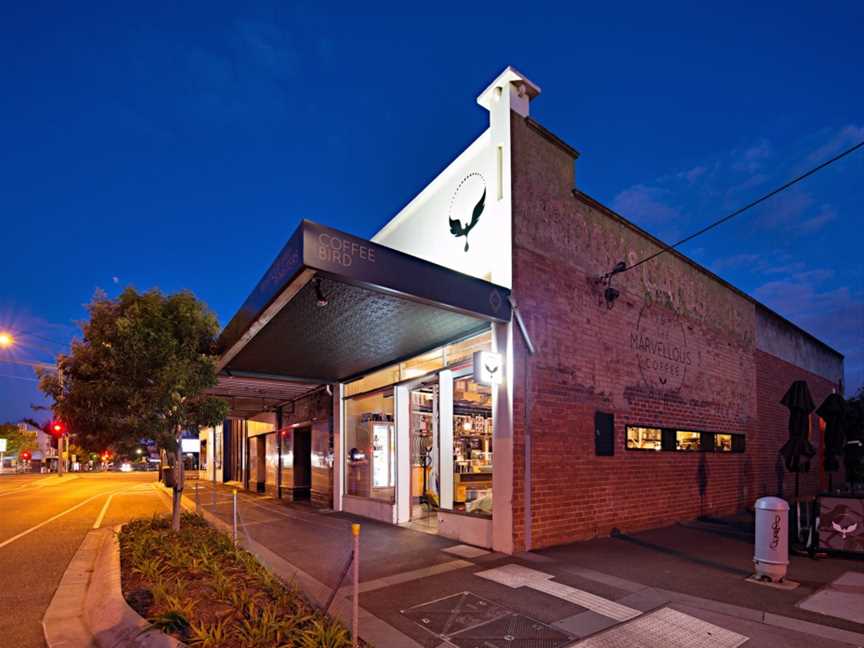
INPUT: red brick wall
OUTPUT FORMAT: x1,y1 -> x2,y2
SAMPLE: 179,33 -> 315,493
753,350 -> 841,500
511,116 -> 760,550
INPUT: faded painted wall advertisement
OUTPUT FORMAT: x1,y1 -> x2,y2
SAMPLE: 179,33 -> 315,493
631,302 -> 692,391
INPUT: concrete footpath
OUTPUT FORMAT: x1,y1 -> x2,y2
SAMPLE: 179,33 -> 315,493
181,480 -> 864,647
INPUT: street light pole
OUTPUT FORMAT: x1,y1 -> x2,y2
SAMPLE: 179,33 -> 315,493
57,366 -> 65,477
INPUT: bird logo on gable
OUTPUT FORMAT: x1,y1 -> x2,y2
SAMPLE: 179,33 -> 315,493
448,173 -> 486,252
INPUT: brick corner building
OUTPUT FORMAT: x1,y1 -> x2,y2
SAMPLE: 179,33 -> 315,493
205,66 -> 843,554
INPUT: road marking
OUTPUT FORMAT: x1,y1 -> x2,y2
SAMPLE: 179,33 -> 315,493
92,484 -> 155,527
0,489 -> 121,549
475,564 -> 641,622
0,481 -> 37,497
92,492 -> 117,529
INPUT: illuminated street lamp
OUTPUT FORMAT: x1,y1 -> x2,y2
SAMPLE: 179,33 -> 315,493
0,332 -> 14,348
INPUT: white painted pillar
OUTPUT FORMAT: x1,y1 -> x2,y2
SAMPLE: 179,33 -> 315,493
492,320 -> 515,554
333,383 -> 344,512
439,370 -> 454,510
395,385 -> 411,524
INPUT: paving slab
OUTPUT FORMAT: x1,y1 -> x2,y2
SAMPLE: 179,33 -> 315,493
797,571 -> 864,625
572,607 -> 747,648
538,521 -> 864,634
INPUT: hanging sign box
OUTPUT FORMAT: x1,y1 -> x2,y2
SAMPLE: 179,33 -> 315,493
473,351 -> 503,386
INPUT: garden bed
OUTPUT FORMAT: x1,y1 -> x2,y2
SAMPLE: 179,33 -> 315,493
119,513 -> 356,647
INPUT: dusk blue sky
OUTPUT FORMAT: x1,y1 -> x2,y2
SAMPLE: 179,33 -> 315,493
1,2 -> 862,423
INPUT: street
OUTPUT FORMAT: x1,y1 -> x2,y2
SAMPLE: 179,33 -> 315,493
0,472 -> 169,648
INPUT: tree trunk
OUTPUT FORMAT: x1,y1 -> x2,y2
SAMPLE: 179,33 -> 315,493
172,428 -> 184,531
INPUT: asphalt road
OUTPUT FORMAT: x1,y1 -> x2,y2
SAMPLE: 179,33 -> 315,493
0,472 -> 170,648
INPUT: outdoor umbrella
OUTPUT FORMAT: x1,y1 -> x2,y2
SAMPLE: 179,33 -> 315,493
816,393 -> 846,489
779,380 -> 816,498
844,399 -> 864,489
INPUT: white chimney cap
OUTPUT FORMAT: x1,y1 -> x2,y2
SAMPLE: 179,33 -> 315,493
476,66 -> 541,113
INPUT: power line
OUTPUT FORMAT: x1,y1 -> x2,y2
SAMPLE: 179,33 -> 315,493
0,373 -> 39,383
18,331 -> 71,348
608,139 -> 864,278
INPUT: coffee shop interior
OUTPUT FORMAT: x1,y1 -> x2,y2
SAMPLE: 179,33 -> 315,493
344,331 -> 495,535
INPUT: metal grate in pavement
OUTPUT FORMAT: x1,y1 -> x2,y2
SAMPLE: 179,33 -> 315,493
448,612 -> 574,648
573,607 -> 748,648
401,592 -> 509,637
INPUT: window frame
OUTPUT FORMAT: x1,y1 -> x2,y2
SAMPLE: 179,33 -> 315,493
624,423 -> 746,454
624,425 -> 664,452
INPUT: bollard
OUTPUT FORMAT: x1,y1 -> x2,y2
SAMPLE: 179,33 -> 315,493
232,490 -> 238,545
754,496 -> 789,582
352,523 -> 360,648
195,480 -> 200,514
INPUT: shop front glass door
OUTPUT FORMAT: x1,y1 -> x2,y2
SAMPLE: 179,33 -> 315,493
409,381 -> 438,523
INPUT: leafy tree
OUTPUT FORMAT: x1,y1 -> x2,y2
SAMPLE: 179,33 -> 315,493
0,423 -> 37,457
39,287 -> 228,530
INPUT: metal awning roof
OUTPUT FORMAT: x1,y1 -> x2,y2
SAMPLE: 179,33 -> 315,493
206,375 -> 317,418
216,220 -> 510,393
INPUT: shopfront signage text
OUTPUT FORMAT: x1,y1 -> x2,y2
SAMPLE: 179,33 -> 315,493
317,233 -> 376,268
632,302 -> 691,391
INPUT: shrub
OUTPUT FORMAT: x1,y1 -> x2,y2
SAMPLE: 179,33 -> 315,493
119,513 -> 357,648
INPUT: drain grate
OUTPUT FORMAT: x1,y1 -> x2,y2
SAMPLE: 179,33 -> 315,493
401,592 -> 574,647
401,592 -> 509,637
448,612 -> 574,648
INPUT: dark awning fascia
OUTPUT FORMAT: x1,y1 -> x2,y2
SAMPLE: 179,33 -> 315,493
218,219 -> 511,356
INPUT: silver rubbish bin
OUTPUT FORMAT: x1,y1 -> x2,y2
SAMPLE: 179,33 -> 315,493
753,496 -> 789,582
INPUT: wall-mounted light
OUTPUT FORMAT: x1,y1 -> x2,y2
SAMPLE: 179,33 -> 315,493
314,278 -> 328,307
597,261 -> 626,309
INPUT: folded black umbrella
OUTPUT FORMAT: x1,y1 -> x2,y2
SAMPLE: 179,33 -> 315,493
844,398 -> 864,485
781,380 -> 816,413
817,393 -> 846,473
779,380 -> 816,478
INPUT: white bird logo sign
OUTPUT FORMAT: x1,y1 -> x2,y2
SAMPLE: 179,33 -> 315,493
832,521 -> 858,539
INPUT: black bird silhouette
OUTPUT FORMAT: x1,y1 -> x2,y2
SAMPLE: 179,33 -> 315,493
449,188 -> 485,251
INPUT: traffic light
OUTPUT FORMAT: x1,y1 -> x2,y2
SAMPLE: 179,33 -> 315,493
21,451 -> 31,461
50,421 -> 66,437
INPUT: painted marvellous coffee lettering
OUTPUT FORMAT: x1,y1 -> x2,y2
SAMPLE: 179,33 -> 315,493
633,302 -> 690,391
630,334 -> 692,366
317,233 -> 376,268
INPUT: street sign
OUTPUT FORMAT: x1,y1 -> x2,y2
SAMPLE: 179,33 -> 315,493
0,438 -> 6,452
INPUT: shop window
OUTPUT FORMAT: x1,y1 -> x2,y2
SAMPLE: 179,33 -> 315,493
345,391 -> 395,502
400,348 -> 444,381
444,330 -> 492,367
452,374 -> 493,516
714,433 -> 733,452
676,430 -> 701,451
626,426 -> 662,451
732,434 -> 746,453
344,329 -> 491,398
344,366 -> 400,398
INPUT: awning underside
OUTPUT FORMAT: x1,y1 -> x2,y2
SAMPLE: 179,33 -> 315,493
207,375 -> 316,418
223,276 -> 489,383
